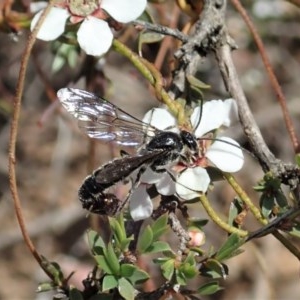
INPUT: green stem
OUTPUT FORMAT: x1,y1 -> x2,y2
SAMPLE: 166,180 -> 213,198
224,173 -> 268,225
199,195 -> 248,237
112,39 -> 187,126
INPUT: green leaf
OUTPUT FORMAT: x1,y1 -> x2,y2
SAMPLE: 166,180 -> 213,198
120,237 -> 134,252
188,218 -> 209,229
40,256 -> 64,285
260,194 -> 275,218
67,48 -> 78,68
183,251 -> 197,267
175,269 -> 187,285
161,259 -> 175,281
118,278 -> 135,300
179,263 -> 197,279
36,282 -> 55,292
152,214 -> 169,240
137,225 -> 153,253
186,75 -> 211,90
120,264 -> 149,285
104,243 -> 120,275
287,223 -> 300,238
144,241 -> 172,254
275,191 -> 287,208
215,233 -> 245,261
69,287 -> 84,300
198,281 -> 223,296
87,230 -> 105,255
200,259 -> 228,279
153,257 -> 170,264
228,198 -> 243,226
102,275 -> 118,291
52,55 -> 65,73
95,255 -> 112,274
109,217 -> 126,248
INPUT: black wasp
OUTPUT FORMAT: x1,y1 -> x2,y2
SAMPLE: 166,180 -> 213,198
57,88 -> 199,216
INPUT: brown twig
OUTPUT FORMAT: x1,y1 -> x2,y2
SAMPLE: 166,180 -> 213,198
154,4 -> 180,71
215,41 -> 282,172
8,2 -> 55,280
230,0 -> 300,153
286,0 -> 300,8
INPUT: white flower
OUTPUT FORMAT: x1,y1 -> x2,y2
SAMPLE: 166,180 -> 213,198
129,99 -> 244,220
30,0 -> 146,56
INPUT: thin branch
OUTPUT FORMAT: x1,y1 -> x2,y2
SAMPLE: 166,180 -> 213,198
224,173 -> 267,225
215,40 -> 281,172
199,194 -> 248,237
169,0 -> 227,99
8,1 -> 55,279
132,20 -> 188,42
230,0 -> 300,153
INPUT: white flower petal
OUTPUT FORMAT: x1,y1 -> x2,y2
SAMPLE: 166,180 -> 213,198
101,0 -> 146,23
191,100 -> 226,137
156,172 -> 176,195
140,168 -> 163,184
30,1 -> 47,13
31,7 -> 69,41
206,137 -> 244,172
143,108 -> 177,132
77,17 -> 113,56
222,99 -> 239,127
130,185 -> 153,221
176,167 -> 210,200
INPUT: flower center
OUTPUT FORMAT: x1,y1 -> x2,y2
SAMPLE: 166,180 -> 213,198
68,0 -> 99,17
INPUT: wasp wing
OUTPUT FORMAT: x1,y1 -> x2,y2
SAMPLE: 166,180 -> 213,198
57,88 -> 157,147
93,150 -> 166,187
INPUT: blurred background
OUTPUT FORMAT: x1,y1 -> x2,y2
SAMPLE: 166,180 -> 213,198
0,0 -> 300,299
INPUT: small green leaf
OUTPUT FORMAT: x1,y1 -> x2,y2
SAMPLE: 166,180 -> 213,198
120,237 -> 134,252
215,233 -> 245,261
87,230 -> 105,255
200,259 -> 228,279
228,198 -> 243,226
175,269 -> 187,285
186,75 -> 211,90
198,281 -> 223,296
144,241 -> 172,254
67,48 -> 78,68
276,191 -> 287,207
287,223 -> 300,237
188,218 -> 209,229
109,217 -> 126,248
153,257 -> 170,264
118,278 -> 135,300
120,264 -> 149,285
179,263 -> 197,279
260,194 -> 275,218
152,214 -> 169,240
137,225 -> 153,253
36,282 -> 55,292
105,243 -> 120,275
102,275 -> 118,291
40,257 -> 64,285
95,255 -> 112,274
52,55 -> 65,73
69,287 -> 84,300
183,251 -> 197,267
161,259 -> 175,281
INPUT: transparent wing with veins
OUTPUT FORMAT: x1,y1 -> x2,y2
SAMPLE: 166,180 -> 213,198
57,88 -> 157,147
